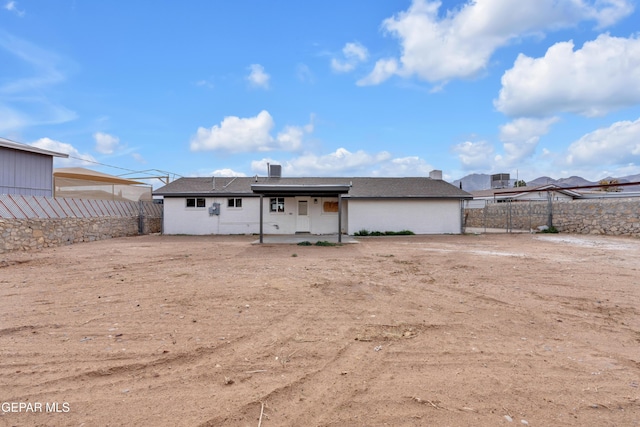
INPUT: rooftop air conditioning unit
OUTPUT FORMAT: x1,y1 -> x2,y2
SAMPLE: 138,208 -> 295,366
269,164 -> 282,178
491,173 -> 510,189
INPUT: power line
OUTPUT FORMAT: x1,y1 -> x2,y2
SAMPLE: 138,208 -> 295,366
66,155 -> 141,173
65,155 -> 183,179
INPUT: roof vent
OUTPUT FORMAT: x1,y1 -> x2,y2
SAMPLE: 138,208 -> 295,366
429,170 -> 443,180
269,164 -> 282,178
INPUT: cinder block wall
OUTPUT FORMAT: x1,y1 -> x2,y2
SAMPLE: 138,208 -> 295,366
464,199 -> 640,236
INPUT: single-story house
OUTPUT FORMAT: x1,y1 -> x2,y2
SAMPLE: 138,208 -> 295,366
1,137 -> 69,197
153,170 -> 472,237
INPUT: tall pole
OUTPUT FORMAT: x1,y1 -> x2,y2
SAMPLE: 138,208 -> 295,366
338,194 -> 342,243
259,195 -> 264,243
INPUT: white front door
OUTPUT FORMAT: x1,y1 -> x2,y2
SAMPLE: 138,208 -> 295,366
296,199 -> 310,232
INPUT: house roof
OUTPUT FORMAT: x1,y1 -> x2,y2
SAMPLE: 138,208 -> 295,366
251,183 -> 352,196
154,176 -> 472,199
471,184 -> 582,199
0,137 -> 69,158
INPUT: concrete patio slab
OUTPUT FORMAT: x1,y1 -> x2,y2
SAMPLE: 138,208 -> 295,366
251,234 -> 359,244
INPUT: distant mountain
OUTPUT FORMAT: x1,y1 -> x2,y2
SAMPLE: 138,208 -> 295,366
526,176 -> 555,187
451,173 -> 640,192
451,174 -> 491,191
618,174 -> 640,191
621,173 -> 640,183
528,176 -> 594,188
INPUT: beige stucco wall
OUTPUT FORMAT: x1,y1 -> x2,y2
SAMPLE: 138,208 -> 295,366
162,197 -> 463,236
162,196 -> 343,235
346,199 -> 463,235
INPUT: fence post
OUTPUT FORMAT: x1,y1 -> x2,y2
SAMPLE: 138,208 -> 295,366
547,191 -> 553,228
483,202 -> 487,232
138,200 -> 145,234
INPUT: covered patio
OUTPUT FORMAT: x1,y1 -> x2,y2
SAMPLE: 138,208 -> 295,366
251,183 -> 351,244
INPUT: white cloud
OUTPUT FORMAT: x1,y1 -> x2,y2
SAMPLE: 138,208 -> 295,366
331,42 -> 369,73
296,63 -> 315,83
0,33 -> 76,131
251,148 -> 436,177
498,117 -> 559,163
344,42 -> 368,62
452,140 -> 495,170
93,132 -> 120,154
496,34 -> 640,117
565,117 -> 640,167
360,0 -> 633,85
251,148 -> 391,176
191,110 -> 274,152
0,105 -> 27,133
131,152 -> 146,163
211,169 -> 247,177
372,156 -> 435,177
4,1 -> 25,17
276,126 -> 305,151
357,58 -> 399,86
246,64 -> 270,89
0,34 -> 65,94
195,79 -> 214,89
30,137 -> 96,167
190,110 -> 313,153
586,0 -> 635,29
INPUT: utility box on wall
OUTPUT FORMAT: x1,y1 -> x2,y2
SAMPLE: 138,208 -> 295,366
209,203 -> 220,216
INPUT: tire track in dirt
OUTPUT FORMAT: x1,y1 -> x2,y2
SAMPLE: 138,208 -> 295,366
2,234 -> 639,426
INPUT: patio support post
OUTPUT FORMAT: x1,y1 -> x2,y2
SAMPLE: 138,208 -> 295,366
259,195 -> 264,244
338,194 -> 342,243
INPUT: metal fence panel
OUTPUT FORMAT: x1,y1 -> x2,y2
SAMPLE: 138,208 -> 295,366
0,194 -> 162,220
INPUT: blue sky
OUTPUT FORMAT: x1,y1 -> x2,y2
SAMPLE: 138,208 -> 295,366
2,0 -> 640,185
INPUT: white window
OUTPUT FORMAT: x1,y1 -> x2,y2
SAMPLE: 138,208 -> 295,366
270,197 -> 285,213
227,198 -> 242,208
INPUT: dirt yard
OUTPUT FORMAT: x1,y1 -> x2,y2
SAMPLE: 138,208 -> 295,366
0,233 -> 639,426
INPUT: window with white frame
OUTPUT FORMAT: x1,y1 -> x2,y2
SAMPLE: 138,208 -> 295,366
270,197 -> 285,213
186,198 -> 206,208
227,198 -> 242,208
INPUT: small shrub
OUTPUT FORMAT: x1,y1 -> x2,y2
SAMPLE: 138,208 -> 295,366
315,240 -> 337,246
297,241 -> 312,246
541,226 -> 559,234
353,229 -> 415,236
395,230 -> 415,235
291,253 -> 298,257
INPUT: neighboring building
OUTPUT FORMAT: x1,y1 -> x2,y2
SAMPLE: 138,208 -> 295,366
154,171 -> 472,236
54,167 -> 152,201
0,137 -> 68,197
468,184 -> 582,206
576,191 -> 640,199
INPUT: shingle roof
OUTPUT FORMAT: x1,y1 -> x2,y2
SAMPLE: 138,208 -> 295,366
154,176 -> 472,199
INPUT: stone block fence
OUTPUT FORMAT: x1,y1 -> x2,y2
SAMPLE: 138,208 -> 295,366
0,194 -> 162,254
464,198 -> 640,236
